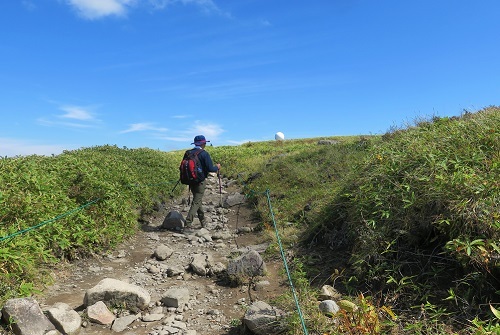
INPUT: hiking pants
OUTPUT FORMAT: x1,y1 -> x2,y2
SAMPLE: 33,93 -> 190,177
186,180 -> 206,226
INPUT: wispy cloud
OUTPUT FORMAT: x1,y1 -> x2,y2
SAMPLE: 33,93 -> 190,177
38,104 -> 101,129
66,0 -> 226,20
187,120 -> 224,141
149,0 -> 228,16
22,1 -> 37,11
59,105 -> 95,120
67,0 -> 134,20
155,120 -> 224,144
0,138 -> 67,157
120,122 -> 168,134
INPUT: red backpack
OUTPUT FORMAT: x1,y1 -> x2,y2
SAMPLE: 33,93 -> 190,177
179,149 -> 205,185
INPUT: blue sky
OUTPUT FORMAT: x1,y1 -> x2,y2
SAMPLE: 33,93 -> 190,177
1,1 -> 499,156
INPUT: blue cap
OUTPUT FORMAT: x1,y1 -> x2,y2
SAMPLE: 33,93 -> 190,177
192,135 -> 210,145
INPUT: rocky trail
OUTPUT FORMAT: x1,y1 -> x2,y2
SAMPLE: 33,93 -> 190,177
1,175 -> 289,335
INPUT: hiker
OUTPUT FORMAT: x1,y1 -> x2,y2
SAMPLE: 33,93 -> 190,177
184,135 -> 220,229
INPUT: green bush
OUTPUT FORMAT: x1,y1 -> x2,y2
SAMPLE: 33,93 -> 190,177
308,106 -> 499,326
1,107 -> 498,334
0,145 -> 180,302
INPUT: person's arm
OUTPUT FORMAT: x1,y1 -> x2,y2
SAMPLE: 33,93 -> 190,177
200,151 -> 220,174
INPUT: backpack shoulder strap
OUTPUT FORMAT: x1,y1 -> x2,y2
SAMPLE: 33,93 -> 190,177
190,148 -> 203,156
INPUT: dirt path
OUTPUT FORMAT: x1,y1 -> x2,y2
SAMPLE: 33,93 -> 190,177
36,176 -> 287,335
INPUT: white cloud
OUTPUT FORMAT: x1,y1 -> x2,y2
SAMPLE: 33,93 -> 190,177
38,103 -> 100,129
154,120 -> 224,144
0,138 -> 67,157
67,0 -> 136,19
66,0 -> 225,20
22,1 -> 37,11
120,122 -> 168,133
59,105 -> 95,120
186,120 -> 224,142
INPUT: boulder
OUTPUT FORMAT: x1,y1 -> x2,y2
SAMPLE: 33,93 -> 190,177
154,244 -> 174,261
46,302 -> 81,334
243,301 -> 287,335
83,278 -> 150,311
222,193 -> 245,208
319,300 -> 340,316
227,249 -> 267,279
161,287 -> 190,308
1,298 -> 59,335
161,210 -> 185,231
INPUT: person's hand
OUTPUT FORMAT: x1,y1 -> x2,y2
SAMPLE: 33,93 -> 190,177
216,163 -> 221,170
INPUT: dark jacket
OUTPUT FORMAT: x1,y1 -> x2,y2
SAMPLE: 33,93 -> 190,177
191,147 -> 218,178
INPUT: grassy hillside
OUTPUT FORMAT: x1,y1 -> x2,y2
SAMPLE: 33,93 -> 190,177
1,106 -> 499,334
243,106 -> 499,334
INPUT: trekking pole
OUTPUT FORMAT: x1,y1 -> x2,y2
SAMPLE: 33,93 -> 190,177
218,168 -> 225,229
170,179 -> 181,197
218,169 -> 222,207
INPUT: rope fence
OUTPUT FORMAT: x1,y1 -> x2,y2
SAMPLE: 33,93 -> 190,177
0,177 -> 310,334
0,198 -> 100,242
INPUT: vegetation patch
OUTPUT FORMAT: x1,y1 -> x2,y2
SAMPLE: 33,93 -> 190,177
1,107 -> 499,334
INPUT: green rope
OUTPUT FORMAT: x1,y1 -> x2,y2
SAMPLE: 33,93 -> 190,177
265,189 -> 309,335
0,198 -> 100,243
0,175 -> 310,335
126,180 -> 177,188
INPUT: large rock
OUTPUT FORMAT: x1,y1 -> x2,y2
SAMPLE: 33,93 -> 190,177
161,287 -> 190,308
319,300 -> 340,316
243,301 -> 287,335
154,244 -> 174,261
46,302 -> 82,335
227,249 -> 267,279
83,278 -> 151,311
161,210 -> 185,231
222,193 -> 245,208
1,298 -> 59,335
111,314 -> 139,332
190,253 -> 214,276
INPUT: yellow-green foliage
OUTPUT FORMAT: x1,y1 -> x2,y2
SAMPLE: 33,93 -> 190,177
305,106 -> 499,329
0,106 -> 498,335
0,145 -> 180,302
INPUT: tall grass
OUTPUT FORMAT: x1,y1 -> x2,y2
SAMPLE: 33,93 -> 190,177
0,145 -> 181,302
300,107 -> 499,333
1,107 -> 498,334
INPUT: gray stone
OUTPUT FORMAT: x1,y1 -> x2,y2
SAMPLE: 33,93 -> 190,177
46,302 -> 81,334
222,193 -> 245,208
161,287 -> 190,308
227,249 -> 267,278
190,253 -> 214,276
111,314 -> 139,332
254,280 -> 271,292
243,301 -> 287,335
86,301 -> 115,325
161,211 -> 185,230
154,244 -> 174,261
1,298 -> 59,335
166,266 -> 184,277
83,278 -> 151,311
319,300 -> 340,315
142,313 -> 164,322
